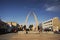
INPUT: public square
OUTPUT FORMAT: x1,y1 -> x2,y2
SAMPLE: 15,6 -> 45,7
0,31 -> 60,40
0,0 -> 60,40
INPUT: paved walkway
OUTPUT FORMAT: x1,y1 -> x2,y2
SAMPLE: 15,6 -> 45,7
0,31 -> 60,40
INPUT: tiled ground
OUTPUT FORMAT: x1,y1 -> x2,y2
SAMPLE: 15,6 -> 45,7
0,31 -> 60,40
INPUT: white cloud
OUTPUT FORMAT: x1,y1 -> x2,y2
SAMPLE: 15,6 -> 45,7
46,5 -> 60,12
43,0 -> 60,12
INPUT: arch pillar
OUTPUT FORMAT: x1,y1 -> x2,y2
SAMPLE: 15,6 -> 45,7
25,11 -> 39,31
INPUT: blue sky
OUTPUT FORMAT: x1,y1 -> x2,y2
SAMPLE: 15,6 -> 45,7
0,0 -> 60,25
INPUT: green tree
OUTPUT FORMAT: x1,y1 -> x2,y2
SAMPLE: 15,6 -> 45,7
29,25 -> 33,31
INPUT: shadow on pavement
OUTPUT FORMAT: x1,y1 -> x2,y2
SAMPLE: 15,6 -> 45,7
0,32 -> 9,35
54,31 -> 60,34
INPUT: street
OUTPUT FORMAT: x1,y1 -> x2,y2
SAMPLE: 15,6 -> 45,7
0,31 -> 60,40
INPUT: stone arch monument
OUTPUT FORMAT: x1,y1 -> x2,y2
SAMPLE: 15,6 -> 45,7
25,11 -> 39,31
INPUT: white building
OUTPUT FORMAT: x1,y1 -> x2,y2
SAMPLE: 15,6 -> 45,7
42,17 -> 60,31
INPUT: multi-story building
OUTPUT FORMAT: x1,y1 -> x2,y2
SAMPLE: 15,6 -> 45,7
42,17 -> 60,32
6,22 -> 19,32
6,22 -> 18,27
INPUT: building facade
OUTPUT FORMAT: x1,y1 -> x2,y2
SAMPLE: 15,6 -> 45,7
6,22 -> 17,27
42,17 -> 60,31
